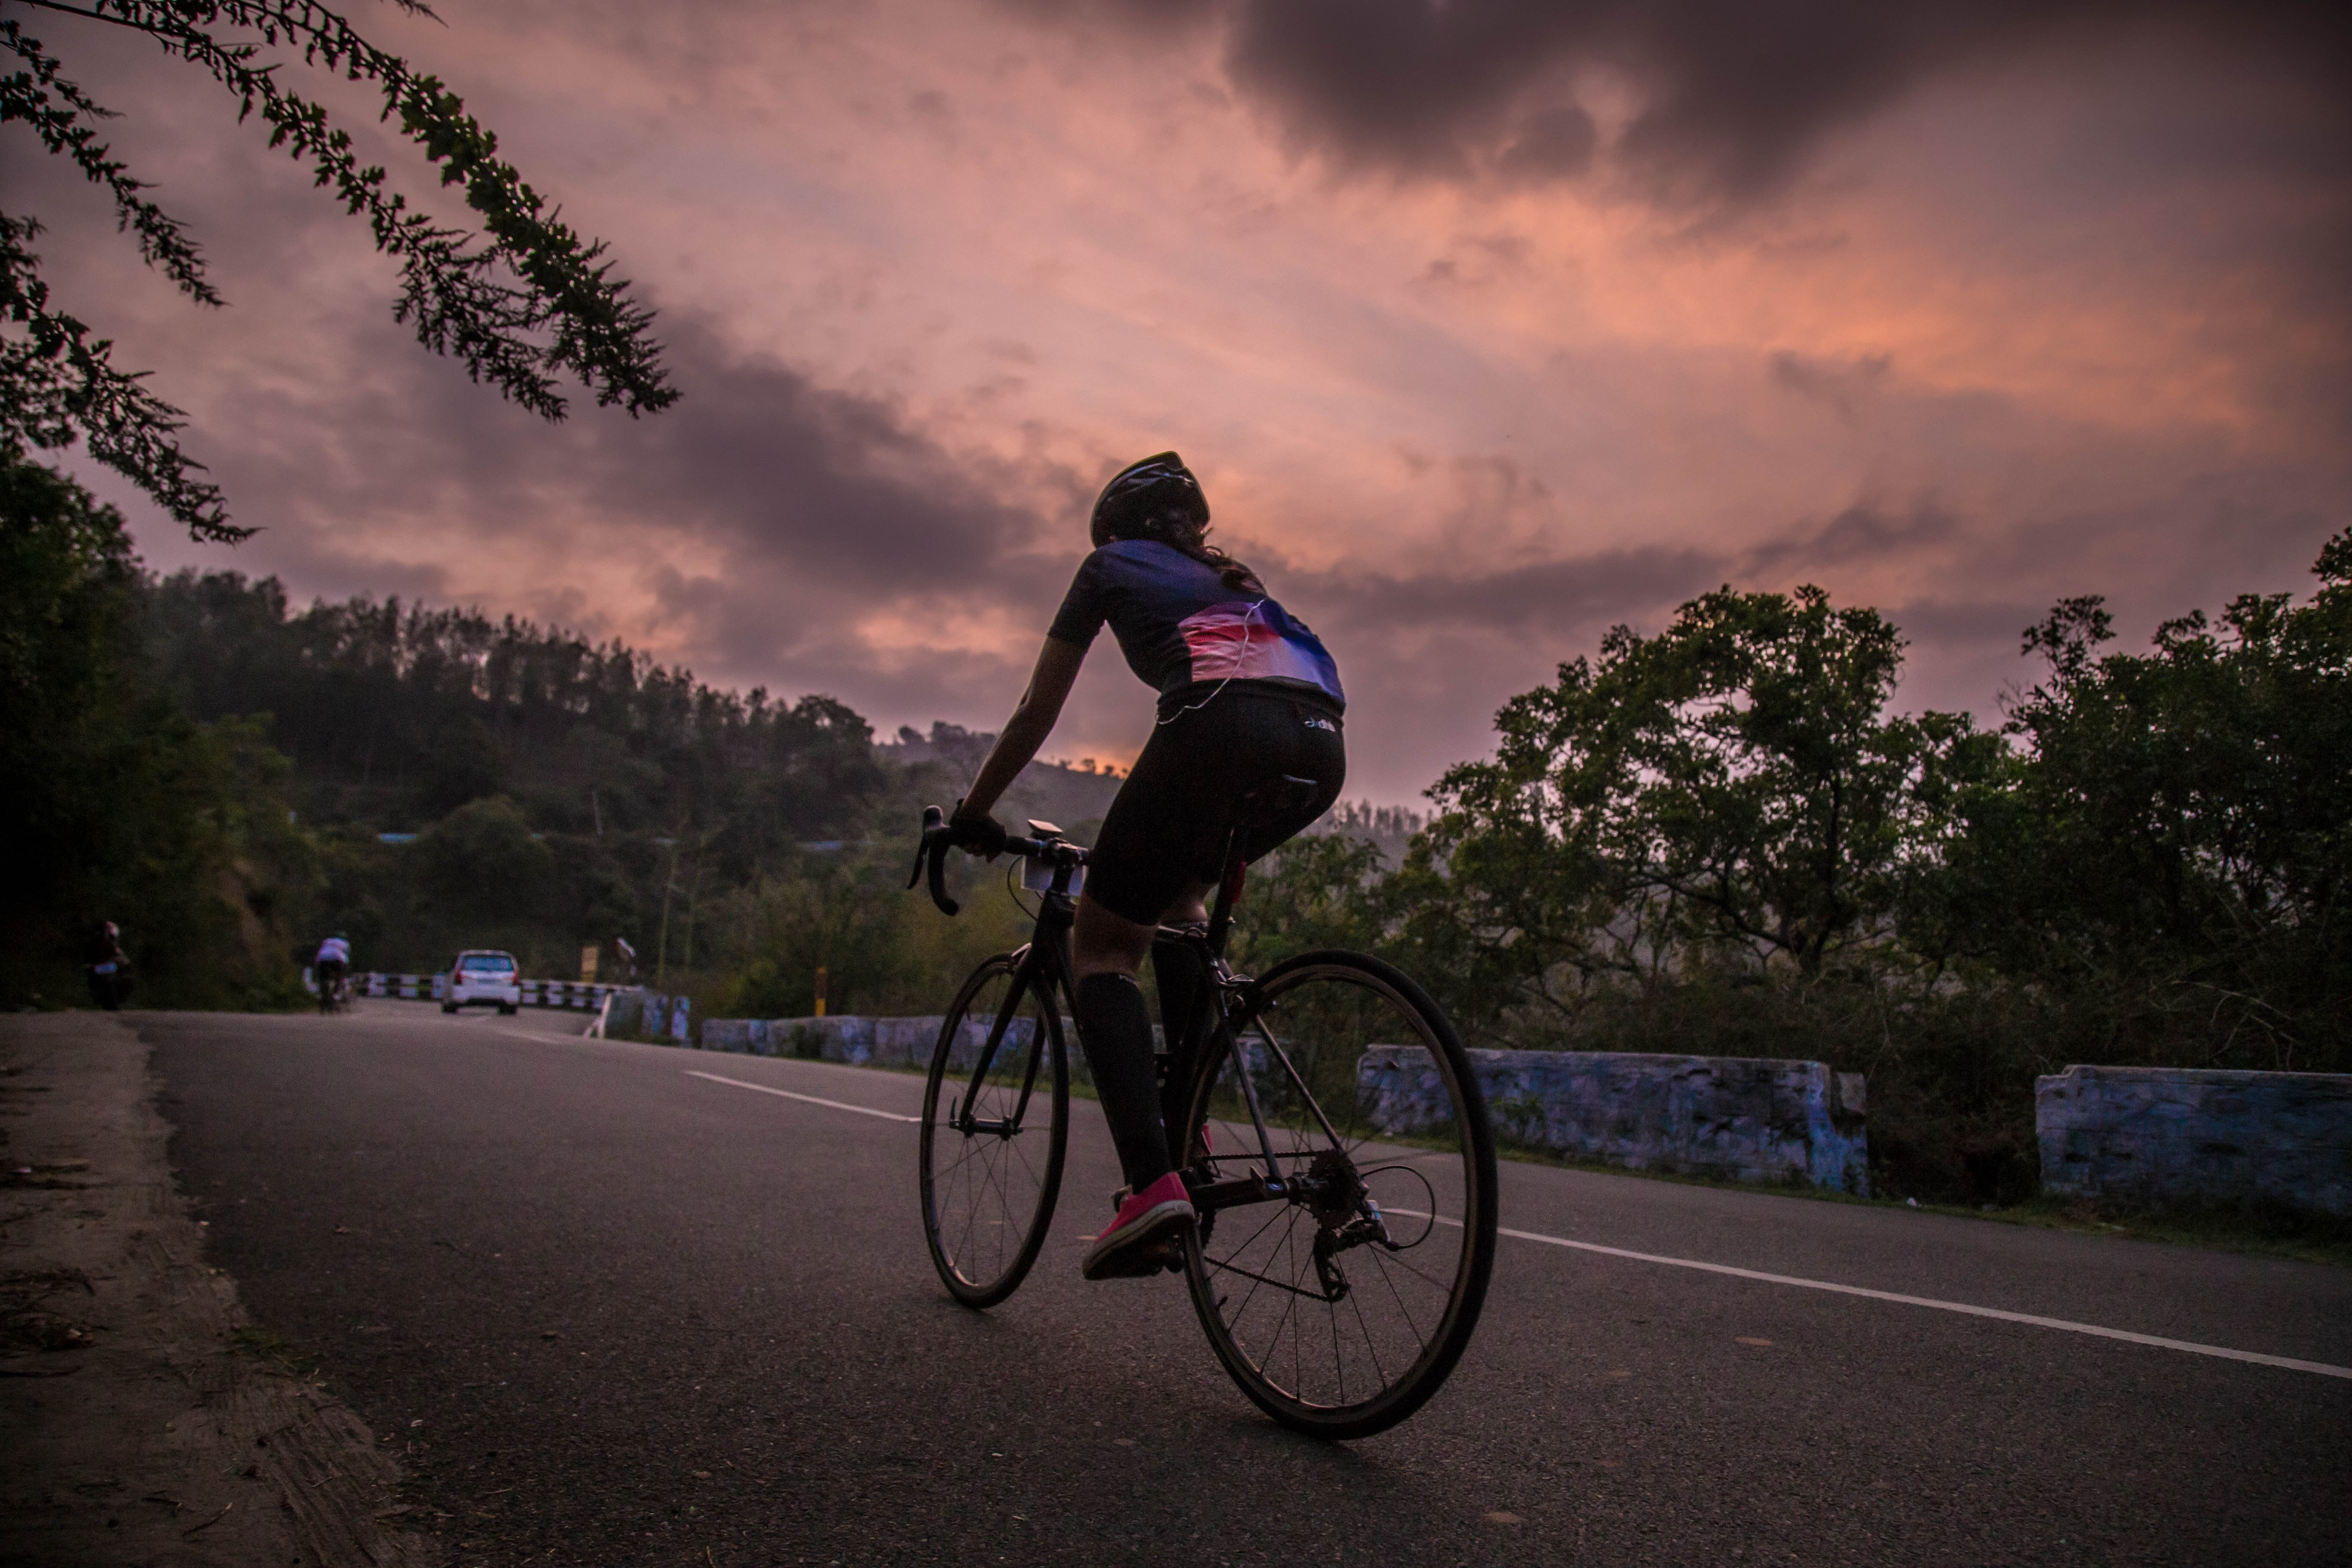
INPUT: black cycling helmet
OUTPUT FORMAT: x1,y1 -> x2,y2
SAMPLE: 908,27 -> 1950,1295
1090,451 -> 1209,548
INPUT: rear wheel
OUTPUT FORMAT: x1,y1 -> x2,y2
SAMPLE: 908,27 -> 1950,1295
919,953 -> 1068,1308
1179,950 -> 1497,1439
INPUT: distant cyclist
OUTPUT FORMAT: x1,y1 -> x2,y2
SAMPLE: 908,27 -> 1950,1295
948,452 -> 1345,1279
315,932 -> 352,1014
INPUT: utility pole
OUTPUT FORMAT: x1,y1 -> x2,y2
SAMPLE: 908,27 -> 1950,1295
655,824 -> 683,989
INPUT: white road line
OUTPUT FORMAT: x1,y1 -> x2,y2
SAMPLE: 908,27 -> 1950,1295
685,1070 -> 919,1124
1390,1210 -> 2352,1381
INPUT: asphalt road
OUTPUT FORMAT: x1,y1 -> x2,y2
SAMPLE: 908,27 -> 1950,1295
144,1001 -> 2350,1566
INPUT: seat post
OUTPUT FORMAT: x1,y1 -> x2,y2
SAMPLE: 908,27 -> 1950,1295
1202,821 -> 1246,960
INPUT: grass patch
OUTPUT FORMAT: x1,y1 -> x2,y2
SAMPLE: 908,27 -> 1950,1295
1487,1137 -> 2352,1266
1954,1196 -> 2352,1268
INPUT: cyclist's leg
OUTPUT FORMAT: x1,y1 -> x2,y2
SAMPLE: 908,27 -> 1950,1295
1073,710 -> 1227,1195
1074,692 -> 1345,1227
1071,900 -> 1181,1194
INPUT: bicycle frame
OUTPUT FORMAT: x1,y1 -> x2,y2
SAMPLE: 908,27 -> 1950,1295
949,854 -> 1079,1140
915,793 -> 1349,1212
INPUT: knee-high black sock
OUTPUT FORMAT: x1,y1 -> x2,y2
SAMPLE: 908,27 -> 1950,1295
1151,936 -> 1209,1144
1072,972 -> 1173,1192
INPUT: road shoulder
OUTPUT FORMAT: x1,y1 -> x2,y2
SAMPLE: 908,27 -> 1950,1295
0,1011 -> 438,1567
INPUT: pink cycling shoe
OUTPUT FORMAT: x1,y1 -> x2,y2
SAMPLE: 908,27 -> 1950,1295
1108,1126 -> 1215,1213
1082,1170 -> 1194,1281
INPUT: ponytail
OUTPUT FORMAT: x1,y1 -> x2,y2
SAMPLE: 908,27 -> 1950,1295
1152,514 -> 1262,595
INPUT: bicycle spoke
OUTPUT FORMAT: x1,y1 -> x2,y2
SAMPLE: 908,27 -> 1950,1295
1347,1278 -> 1388,1389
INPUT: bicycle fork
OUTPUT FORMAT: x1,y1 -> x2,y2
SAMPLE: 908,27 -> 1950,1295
952,943 -> 1053,1138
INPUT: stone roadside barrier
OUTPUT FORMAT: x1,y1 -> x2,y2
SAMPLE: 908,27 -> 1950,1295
695,1014 -> 1060,1075
2037,1065 -> 2352,1218
606,990 -> 687,1041
691,1015 -> 1865,1194
1362,1046 -> 1871,1195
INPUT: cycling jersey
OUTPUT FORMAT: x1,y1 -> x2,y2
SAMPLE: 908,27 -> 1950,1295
317,937 -> 351,965
1047,540 -> 1344,714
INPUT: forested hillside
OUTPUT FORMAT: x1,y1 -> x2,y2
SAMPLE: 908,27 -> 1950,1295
0,451 -> 1103,1014
123,570 -> 1140,1007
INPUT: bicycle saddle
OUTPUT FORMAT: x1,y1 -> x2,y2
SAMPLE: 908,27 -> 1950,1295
1237,774 -> 1322,827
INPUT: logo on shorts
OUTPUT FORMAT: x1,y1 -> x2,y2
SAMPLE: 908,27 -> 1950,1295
1302,714 -> 1337,731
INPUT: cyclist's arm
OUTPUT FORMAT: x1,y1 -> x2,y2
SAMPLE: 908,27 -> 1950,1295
959,635 -> 1087,821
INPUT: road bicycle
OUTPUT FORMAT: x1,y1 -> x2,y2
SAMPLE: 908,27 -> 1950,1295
907,783 -> 1498,1439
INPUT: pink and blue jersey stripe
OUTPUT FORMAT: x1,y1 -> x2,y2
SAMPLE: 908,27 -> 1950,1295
1047,540 -> 1344,710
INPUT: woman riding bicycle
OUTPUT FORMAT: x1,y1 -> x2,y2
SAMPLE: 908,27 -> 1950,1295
948,452 -> 1346,1280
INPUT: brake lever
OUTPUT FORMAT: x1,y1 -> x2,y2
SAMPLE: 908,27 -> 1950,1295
928,830 -> 959,916
908,805 -> 942,891
909,805 -> 960,916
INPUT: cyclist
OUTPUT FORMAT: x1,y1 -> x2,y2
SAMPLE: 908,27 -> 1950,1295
315,932 -> 352,1013
948,452 -> 1345,1280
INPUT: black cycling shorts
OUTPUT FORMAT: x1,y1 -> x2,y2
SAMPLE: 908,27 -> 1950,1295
1084,685 -> 1346,925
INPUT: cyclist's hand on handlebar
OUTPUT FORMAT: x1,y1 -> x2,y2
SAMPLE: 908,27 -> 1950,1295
946,799 -> 1008,860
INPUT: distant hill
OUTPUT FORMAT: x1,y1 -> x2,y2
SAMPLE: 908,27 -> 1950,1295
879,722 -> 1423,862
878,723 -> 1122,833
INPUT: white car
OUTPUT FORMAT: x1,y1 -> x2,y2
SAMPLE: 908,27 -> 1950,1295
442,949 -> 522,1014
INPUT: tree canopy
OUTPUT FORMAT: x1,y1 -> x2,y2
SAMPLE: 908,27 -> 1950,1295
2,0 -> 676,539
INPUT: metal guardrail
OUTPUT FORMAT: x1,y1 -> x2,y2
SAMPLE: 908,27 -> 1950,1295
303,970 -> 640,1009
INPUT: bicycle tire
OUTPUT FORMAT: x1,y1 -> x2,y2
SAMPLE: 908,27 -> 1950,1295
1178,949 -> 1497,1439
919,952 -> 1069,1308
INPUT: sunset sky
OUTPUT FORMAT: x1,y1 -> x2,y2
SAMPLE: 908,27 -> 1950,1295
16,0 -> 2349,803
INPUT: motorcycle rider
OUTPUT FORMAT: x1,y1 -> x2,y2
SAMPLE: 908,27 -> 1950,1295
87,921 -> 132,1011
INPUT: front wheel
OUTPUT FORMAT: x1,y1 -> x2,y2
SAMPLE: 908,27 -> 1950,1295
1179,950 -> 1497,1440
919,953 -> 1068,1308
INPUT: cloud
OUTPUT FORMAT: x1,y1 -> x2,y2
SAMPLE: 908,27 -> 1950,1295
1092,0 -> 2352,207
236,313 -> 1065,670
1301,544 -> 1718,642
1768,349 -> 1892,423
1741,500 -> 1955,577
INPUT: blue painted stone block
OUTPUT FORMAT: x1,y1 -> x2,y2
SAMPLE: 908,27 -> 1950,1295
2036,1065 -> 2352,1216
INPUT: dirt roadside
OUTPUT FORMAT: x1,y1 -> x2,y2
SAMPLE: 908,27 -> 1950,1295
0,1011 -> 438,1567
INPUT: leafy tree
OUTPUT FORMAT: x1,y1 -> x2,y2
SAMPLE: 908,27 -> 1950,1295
1230,831 -> 1386,972
1412,584 -> 2000,1031
0,445 -> 311,1005
0,444 -> 142,895
414,794 -> 551,920
1982,530 -> 2352,1069
3,0 -> 676,539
